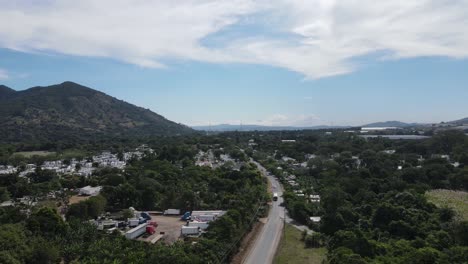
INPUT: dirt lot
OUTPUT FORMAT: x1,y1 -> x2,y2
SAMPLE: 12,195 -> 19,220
69,195 -> 90,205
146,214 -> 184,244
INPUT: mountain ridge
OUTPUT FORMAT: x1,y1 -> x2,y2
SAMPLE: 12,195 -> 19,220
193,118 -> 468,132
0,81 -> 193,143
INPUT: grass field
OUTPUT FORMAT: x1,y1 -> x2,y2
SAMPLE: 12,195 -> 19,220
274,224 -> 326,264
14,151 -> 56,157
426,189 -> 468,221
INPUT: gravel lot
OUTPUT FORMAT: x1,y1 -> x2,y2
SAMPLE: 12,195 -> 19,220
147,214 -> 184,244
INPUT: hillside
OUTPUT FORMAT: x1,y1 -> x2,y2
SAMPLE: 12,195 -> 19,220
0,85 -> 15,99
449,117 -> 468,125
0,82 -> 192,143
362,120 -> 418,128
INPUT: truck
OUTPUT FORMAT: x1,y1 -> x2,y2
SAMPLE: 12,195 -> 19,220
164,209 -> 181,215
191,210 -> 225,217
125,223 -> 148,239
128,218 -> 140,227
181,211 -> 191,221
181,226 -> 200,236
188,221 -> 209,230
273,192 -> 278,201
195,214 -> 217,222
140,212 -> 151,221
146,225 -> 156,235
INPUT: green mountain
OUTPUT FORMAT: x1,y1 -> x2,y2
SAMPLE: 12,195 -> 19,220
0,82 -> 192,143
0,85 -> 15,99
362,121 -> 419,128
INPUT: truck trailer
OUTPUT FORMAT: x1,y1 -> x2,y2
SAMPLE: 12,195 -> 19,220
164,209 -> 181,215
181,226 -> 200,236
125,223 -> 148,239
188,221 -> 209,230
195,214 -> 217,222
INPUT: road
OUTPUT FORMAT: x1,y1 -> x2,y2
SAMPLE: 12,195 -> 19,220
244,160 -> 285,264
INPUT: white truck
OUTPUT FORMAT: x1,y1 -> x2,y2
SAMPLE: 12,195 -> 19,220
273,193 -> 278,201
181,226 -> 200,236
128,218 -> 140,227
188,221 -> 209,230
191,210 -> 225,217
195,214 -> 217,222
164,209 -> 181,215
125,223 -> 147,239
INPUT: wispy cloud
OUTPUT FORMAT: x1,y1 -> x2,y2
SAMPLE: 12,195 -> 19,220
0,0 -> 467,78
0,69 -> 9,80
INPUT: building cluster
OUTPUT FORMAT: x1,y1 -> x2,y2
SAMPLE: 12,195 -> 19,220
195,149 -> 241,170
0,165 -> 17,175
1,145 -> 153,178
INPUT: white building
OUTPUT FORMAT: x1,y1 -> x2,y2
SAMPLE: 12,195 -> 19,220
79,186 -> 102,196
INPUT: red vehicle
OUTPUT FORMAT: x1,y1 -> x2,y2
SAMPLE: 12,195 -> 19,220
146,225 -> 156,235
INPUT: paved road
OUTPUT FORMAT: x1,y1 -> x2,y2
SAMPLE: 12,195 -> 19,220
244,161 -> 285,264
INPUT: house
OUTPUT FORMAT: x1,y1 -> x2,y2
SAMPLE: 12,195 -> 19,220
79,186 -> 102,196
282,156 -> 296,162
281,140 -> 296,143
309,216 -> 321,223
309,195 -> 320,203
432,154 -> 450,161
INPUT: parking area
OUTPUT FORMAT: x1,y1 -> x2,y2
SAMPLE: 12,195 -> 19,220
141,214 -> 184,244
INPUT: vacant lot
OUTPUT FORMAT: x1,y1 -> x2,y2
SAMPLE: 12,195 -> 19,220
69,195 -> 91,205
274,224 -> 326,264
148,215 -> 183,244
426,189 -> 468,221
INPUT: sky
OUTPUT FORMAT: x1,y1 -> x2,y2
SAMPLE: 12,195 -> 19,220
0,0 -> 467,127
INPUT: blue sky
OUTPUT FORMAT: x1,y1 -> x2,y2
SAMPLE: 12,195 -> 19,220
0,1 -> 467,126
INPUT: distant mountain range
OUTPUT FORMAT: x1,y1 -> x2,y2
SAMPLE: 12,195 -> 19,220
192,124 -> 349,132
193,118 -> 468,132
362,121 -> 422,128
0,82 -> 192,143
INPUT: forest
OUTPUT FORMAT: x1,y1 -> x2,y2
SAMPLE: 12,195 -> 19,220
0,129 -> 467,263
245,129 -> 468,263
0,136 -> 268,263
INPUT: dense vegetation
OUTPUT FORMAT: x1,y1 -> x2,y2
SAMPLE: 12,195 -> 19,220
0,136 -> 268,263
0,81 -> 193,144
1,128 -> 467,263
246,130 -> 468,263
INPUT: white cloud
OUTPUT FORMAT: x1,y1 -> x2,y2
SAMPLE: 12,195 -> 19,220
0,69 -> 9,80
0,0 -> 467,78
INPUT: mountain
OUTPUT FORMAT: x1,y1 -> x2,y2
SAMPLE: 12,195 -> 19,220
448,117 -> 468,125
192,124 -> 348,132
0,85 -> 15,99
0,81 -> 193,143
362,121 -> 419,128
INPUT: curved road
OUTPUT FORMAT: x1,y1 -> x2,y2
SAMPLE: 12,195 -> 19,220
244,161 -> 285,264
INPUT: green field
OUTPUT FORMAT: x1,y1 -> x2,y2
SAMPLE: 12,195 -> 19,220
426,189 -> 468,221
274,224 -> 326,264
14,151 -> 56,157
